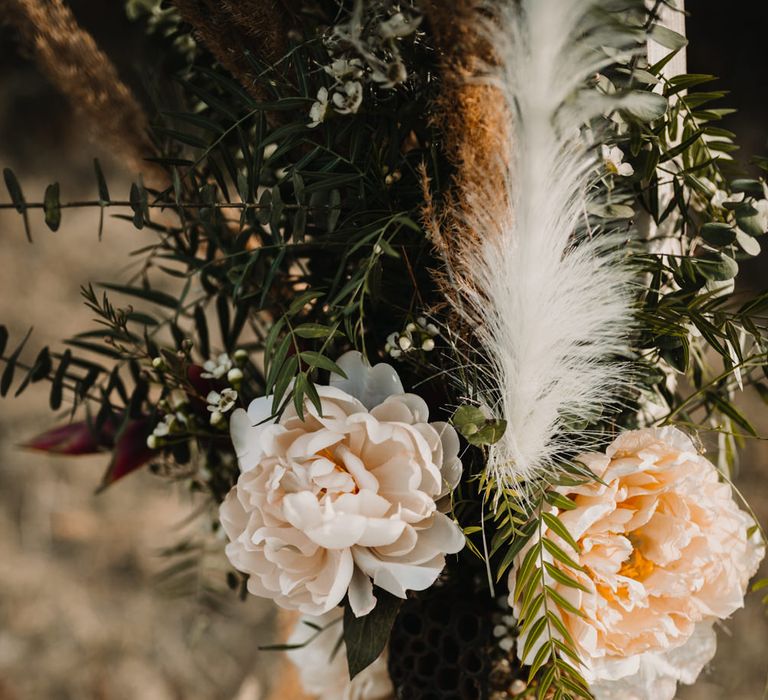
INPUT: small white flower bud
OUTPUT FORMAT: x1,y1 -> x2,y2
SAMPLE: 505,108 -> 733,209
210,410 -> 224,426
152,357 -> 165,370
499,636 -> 514,652
227,368 -> 244,384
510,680 -> 527,694
398,336 -> 412,351
146,434 -> 159,450
421,338 -> 435,352
406,322 -> 417,333
233,349 -> 248,365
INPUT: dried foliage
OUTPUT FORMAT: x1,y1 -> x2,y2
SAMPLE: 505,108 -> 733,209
170,0 -> 295,105
1,0 -> 158,178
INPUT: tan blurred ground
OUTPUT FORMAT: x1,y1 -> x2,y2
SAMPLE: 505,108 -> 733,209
0,84 -> 276,700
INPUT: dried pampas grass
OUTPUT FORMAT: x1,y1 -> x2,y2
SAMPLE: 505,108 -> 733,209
2,0 -> 158,179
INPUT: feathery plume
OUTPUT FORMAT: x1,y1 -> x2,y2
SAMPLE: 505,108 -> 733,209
442,0 -> 655,488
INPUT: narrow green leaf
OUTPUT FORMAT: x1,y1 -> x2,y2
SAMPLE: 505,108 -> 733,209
542,538 -> 583,572
50,349 -> 71,410
544,563 -> 590,592
194,305 -> 210,359
1,327 -> 32,397
300,351 -> 346,377
4,167 -> 31,242
521,615 -> 548,663
542,513 -> 580,553
99,282 -> 179,309
294,323 -> 342,340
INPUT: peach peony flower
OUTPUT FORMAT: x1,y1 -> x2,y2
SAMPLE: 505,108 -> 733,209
287,611 -> 395,700
510,427 -> 764,700
220,351 -> 464,617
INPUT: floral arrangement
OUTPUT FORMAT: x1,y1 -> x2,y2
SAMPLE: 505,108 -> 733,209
2,0 -> 768,698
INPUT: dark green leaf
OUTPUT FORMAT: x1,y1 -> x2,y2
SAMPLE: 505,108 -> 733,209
1,327 -> 32,397
43,183 -> 61,231
194,305 -> 210,359
129,183 -> 145,229
699,222 -> 735,246
343,589 -> 402,679
94,158 -> 110,202
50,349 -> 71,410
99,283 -> 179,309
4,167 -> 31,242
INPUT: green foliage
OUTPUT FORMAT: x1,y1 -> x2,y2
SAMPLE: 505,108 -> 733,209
343,588 -> 402,679
452,405 -> 507,447
509,489 -> 593,700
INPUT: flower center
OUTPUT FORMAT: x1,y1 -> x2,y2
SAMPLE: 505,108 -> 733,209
618,545 -> 655,580
593,533 -> 655,604
316,447 -> 359,494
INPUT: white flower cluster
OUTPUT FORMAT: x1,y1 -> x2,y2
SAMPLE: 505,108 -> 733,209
147,350 -> 249,448
309,0 -> 421,128
207,388 -> 238,426
201,352 -> 244,384
384,316 -> 438,358
147,389 -> 189,449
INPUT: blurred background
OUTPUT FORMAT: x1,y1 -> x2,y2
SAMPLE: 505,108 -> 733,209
0,1 -> 766,698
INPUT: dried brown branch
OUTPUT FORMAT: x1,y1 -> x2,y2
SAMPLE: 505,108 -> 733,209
2,0 -> 160,180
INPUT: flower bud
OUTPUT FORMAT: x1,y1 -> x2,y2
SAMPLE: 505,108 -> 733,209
227,368 -> 244,385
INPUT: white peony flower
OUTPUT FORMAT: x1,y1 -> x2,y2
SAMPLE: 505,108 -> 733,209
220,351 -> 464,617
601,145 -> 634,177
510,427 -> 764,700
287,611 -> 395,700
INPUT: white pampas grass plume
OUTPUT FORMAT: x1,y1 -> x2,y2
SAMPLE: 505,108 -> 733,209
449,0 -> 655,487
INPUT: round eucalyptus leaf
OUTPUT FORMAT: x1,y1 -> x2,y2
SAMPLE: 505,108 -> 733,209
700,222 -> 735,246
697,253 -> 739,281
736,229 -> 761,256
